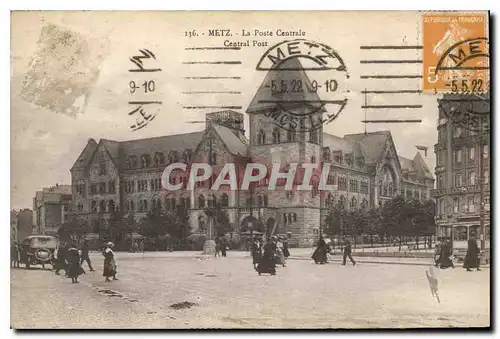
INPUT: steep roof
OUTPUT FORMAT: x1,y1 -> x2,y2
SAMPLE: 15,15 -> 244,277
322,133 -> 353,153
344,131 -> 391,165
71,138 -> 97,170
117,131 -> 205,168
246,58 -> 325,114
212,125 -> 249,156
398,156 -> 415,171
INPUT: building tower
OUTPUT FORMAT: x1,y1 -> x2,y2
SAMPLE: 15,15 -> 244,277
246,58 -> 324,247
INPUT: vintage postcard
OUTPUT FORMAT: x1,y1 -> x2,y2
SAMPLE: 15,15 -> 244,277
10,11 -> 490,329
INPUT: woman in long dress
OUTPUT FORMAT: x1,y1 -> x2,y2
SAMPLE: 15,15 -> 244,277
66,247 -> 84,283
312,237 -> 328,264
256,238 -> 277,275
275,237 -> 286,267
438,238 -> 454,269
464,237 -> 481,272
251,237 -> 262,269
102,242 -> 118,282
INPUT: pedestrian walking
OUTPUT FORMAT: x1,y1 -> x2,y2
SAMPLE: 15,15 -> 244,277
464,236 -> 481,272
215,237 -> 221,257
275,237 -> 286,267
251,236 -> 262,269
54,242 -> 68,275
67,247 -> 85,283
342,239 -> 356,266
80,239 -> 95,272
219,237 -> 227,257
434,241 -> 443,267
256,237 -> 277,275
438,238 -> 454,269
11,243 -> 20,268
102,242 -> 118,282
282,239 -> 290,259
312,237 -> 328,264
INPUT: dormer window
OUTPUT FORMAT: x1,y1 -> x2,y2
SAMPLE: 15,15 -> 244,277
323,148 -> 331,161
141,154 -> 151,168
258,129 -> 266,145
154,152 -> 165,166
128,155 -> 138,169
272,128 -> 281,143
345,154 -> 354,167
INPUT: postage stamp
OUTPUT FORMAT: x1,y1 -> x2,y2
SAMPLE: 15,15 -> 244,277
422,12 -> 490,93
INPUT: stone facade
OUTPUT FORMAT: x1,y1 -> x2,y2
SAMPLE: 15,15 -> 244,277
33,185 -> 72,235
432,93 -> 490,244
70,62 -> 434,247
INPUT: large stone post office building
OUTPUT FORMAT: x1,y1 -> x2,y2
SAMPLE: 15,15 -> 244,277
70,63 -> 434,247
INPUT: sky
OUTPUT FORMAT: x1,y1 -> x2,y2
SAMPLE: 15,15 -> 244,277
10,11 -> 451,210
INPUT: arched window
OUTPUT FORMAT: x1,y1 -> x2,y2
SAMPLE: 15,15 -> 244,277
154,152 -> 165,166
309,130 -> 318,144
198,215 -> 207,234
361,198 -> 369,210
77,203 -> 84,211
180,196 -> 190,209
257,193 -> 268,207
208,194 -> 217,208
272,127 -> 281,143
91,201 -> 98,212
258,129 -> 266,145
141,154 -> 151,168
210,152 -> 217,165
246,196 -> 253,207
350,197 -> 358,210
311,155 -> 316,164
165,195 -> 176,210
198,195 -> 205,209
99,200 -> 106,213
183,150 -> 192,164
338,196 -> 346,210
323,148 -> 331,161
287,129 -> 296,142
220,193 -> 229,207
326,194 -> 334,209
169,151 -> 178,164
108,200 -> 115,212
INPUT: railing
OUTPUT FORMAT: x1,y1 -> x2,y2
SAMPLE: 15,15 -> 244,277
431,188 -> 447,197
451,185 -> 479,194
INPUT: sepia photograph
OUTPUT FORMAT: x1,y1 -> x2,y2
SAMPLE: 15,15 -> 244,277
9,10 -> 490,329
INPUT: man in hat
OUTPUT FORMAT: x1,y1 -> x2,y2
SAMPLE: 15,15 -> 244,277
80,239 -> 95,271
342,239 -> 356,266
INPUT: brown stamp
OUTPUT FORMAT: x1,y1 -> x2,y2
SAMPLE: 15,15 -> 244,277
422,12 -> 489,93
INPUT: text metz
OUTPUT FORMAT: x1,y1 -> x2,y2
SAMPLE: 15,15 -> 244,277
208,29 -> 232,36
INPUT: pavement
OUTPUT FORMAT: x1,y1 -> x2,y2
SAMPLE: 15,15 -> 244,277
95,248 -> 485,267
11,252 -> 490,329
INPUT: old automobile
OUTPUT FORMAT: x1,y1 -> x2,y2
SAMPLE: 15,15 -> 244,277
19,235 -> 59,269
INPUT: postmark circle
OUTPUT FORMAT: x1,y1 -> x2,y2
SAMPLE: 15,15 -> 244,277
252,39 -> 349,133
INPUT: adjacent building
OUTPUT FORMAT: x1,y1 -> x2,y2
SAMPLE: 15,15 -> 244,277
70,61 -> 434,247
33,184 -> 72,235
11,209 -> 33,242
432,93 -> 491,244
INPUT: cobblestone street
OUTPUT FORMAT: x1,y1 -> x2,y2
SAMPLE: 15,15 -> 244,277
11,253 -> 490,329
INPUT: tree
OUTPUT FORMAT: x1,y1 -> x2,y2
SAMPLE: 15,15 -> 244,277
204,202 -> 232,238
324,206 -> 342,239
364,208 -> 382,247
381,196 -> 408,251
108,208 -> 126,242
